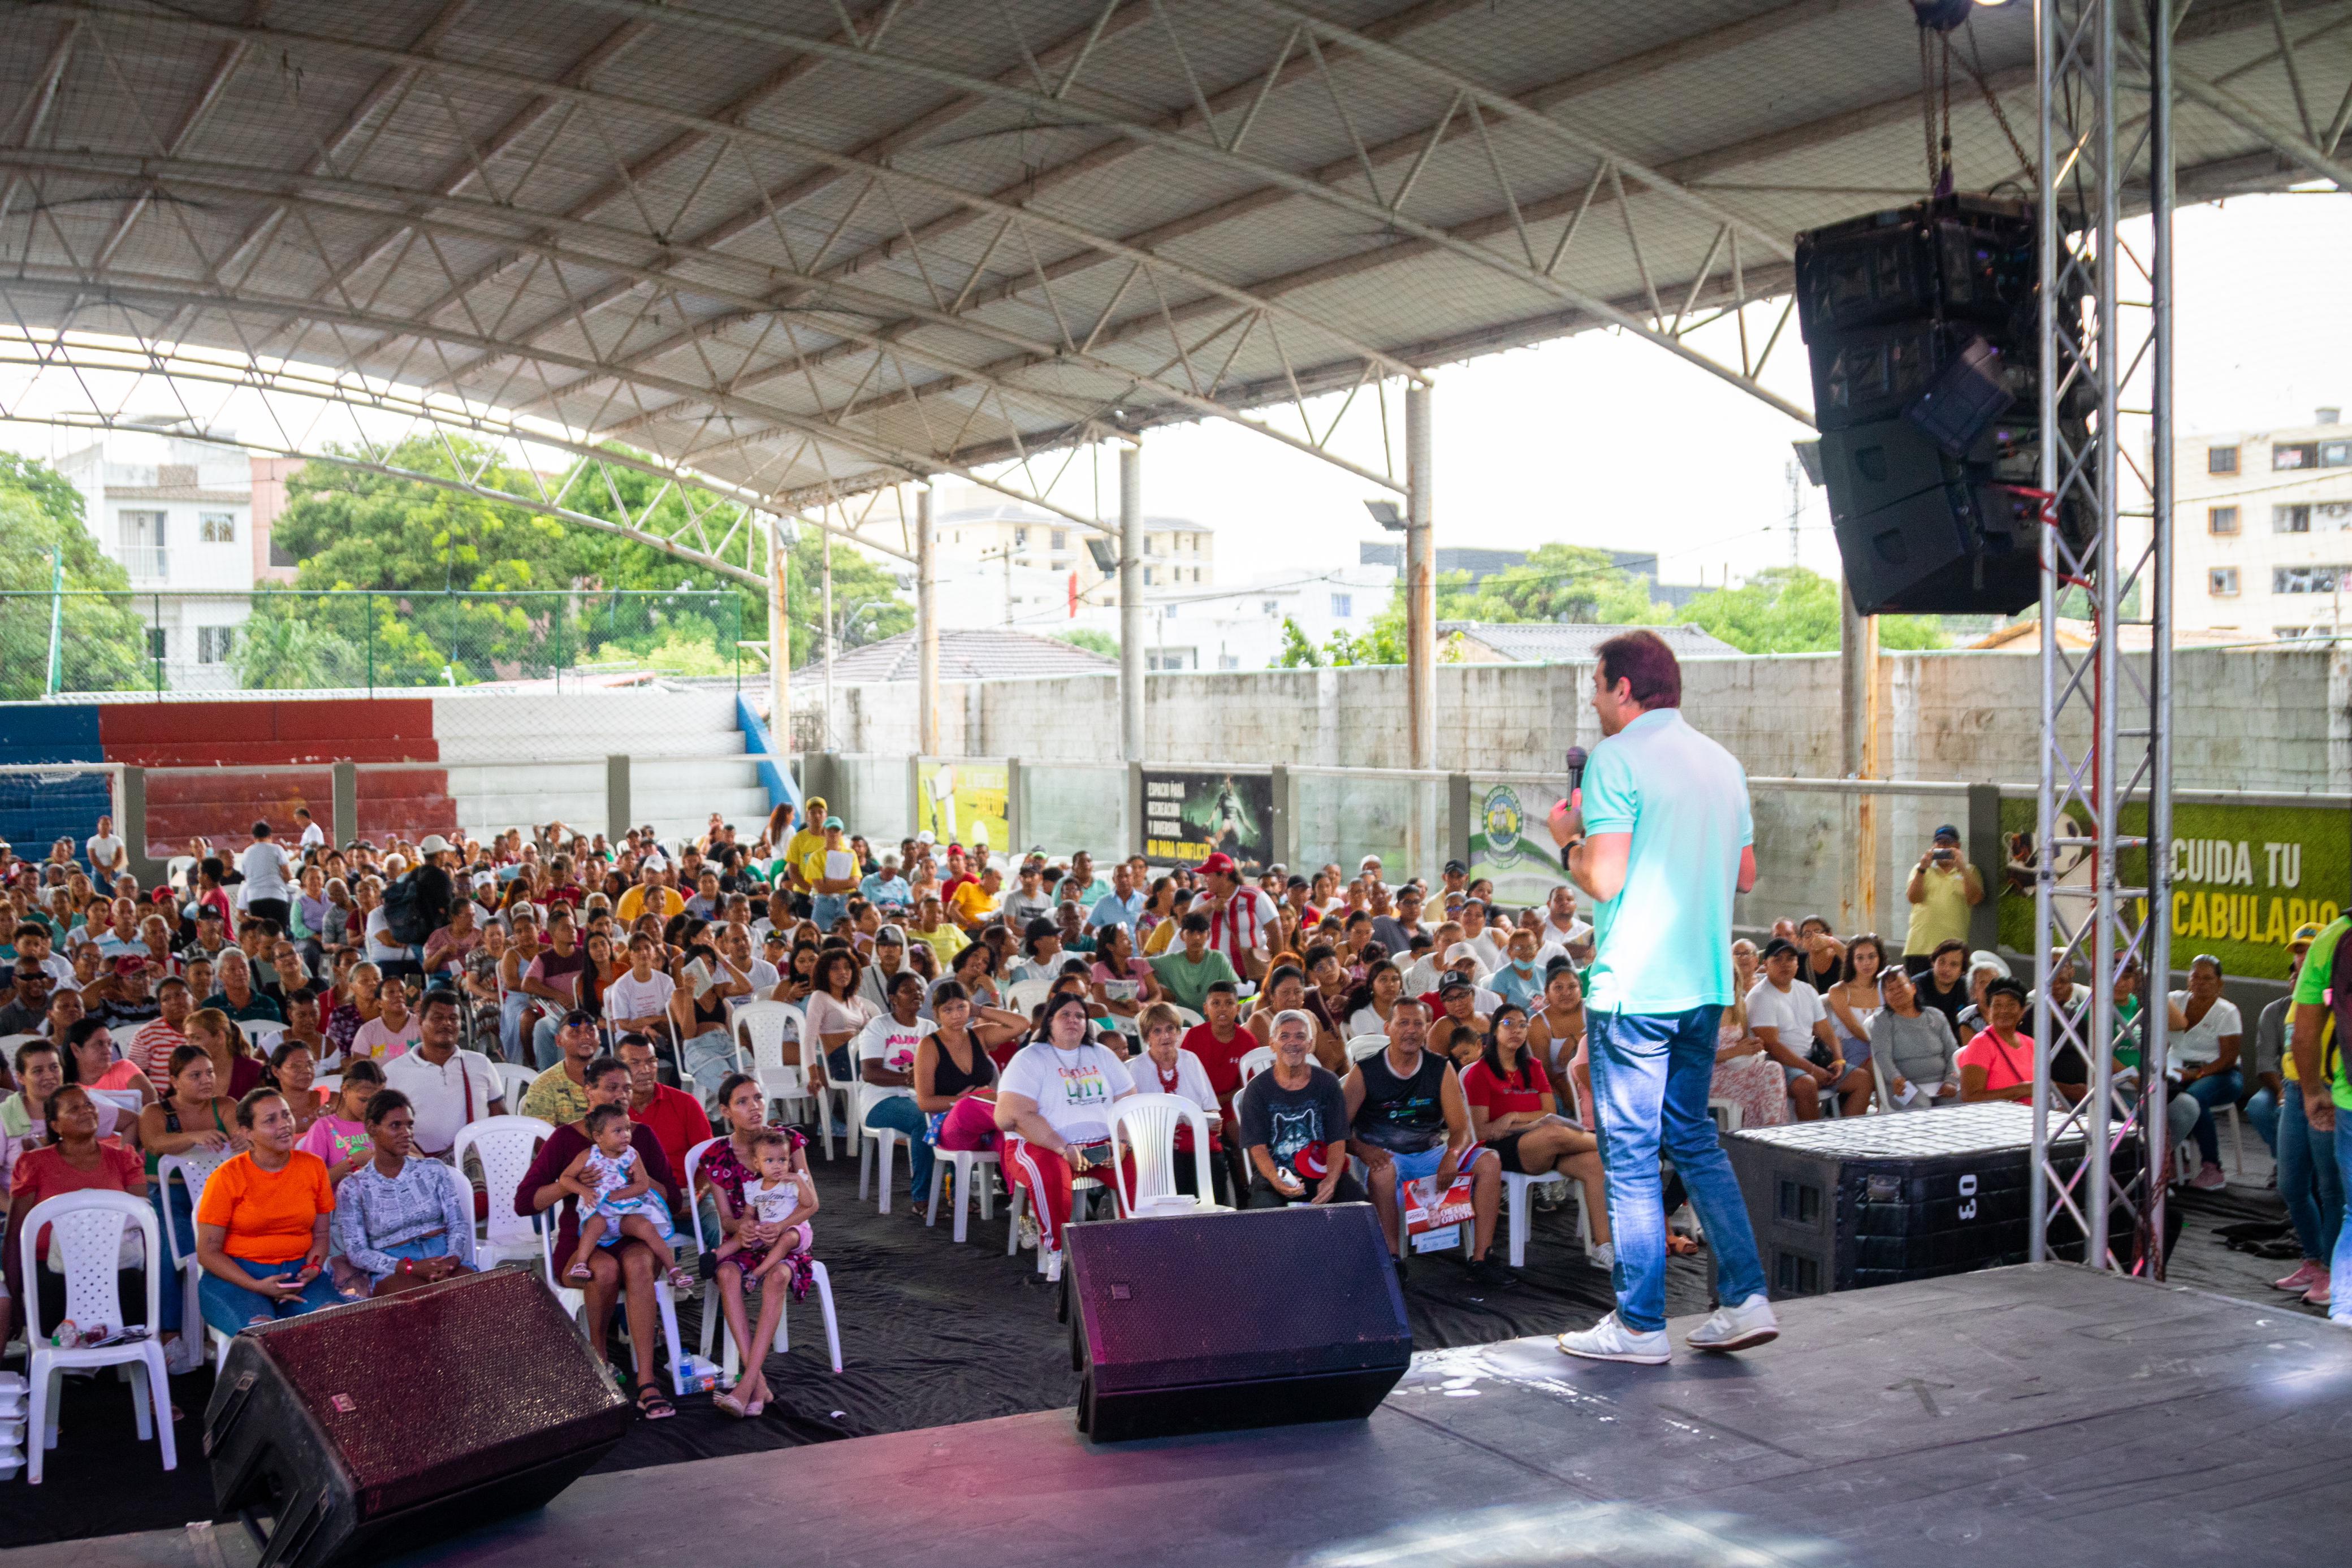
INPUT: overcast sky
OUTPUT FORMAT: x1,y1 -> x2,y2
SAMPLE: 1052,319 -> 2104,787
7,192 -> 2345,593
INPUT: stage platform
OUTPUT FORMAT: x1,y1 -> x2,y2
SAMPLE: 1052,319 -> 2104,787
36,1264 -> 2350,1568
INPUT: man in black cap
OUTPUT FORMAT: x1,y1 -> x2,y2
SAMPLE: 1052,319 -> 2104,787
1902,824 -> 1984,977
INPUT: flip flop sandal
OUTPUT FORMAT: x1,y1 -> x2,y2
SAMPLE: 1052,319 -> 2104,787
635,1386 -> 677,1420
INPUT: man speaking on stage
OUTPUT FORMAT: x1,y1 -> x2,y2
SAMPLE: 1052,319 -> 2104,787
1547,629 -> 1778,1364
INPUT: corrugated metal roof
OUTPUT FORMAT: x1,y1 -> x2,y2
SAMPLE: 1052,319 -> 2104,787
0,0 -> 2336,529
1439,620 -> 1742,661
797,626 -> 1116,682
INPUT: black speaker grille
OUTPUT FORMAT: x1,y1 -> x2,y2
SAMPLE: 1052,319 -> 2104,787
248,1267 -> 627,1515
1065,1206 -> 1408,1396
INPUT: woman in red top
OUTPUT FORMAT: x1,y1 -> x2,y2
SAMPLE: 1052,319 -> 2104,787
3,1083 -> 149,1344
1458,1004 -> 1612,1258
1957,977 -> 2039,1103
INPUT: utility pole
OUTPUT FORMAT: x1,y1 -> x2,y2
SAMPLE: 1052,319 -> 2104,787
46,546 -> 64,695
976,543 -> 1016,625
1785,459 -> 1804,568
820,529 -> 835,753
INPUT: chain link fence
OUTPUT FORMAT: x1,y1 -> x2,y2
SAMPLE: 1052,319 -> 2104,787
0,588 -> 750,699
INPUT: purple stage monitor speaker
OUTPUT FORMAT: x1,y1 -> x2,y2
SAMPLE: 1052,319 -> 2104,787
1063,1204 -> 1411,1443
203,1267 -> 630,1568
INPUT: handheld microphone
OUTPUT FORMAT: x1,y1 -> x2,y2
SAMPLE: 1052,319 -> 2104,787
1564,746 -> 1588,796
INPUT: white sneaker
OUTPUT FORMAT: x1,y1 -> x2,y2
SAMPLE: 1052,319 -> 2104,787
1586,1241 -> 1615,1271
2190,1163 -> 2228,1191
1557,1312 -> 1671,1365
1685,1292 -> 1780,1354
1043,1249 -> 1063,1283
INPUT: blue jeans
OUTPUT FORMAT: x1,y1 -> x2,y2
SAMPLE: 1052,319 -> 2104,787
863,1093 -> 936,1201
682,1029 -> 740,1099
499,993 -> 531,1062
2277,1084 -> 2344,1265
1587,1004 -> 1767,1333
533,1015 -> 564,1070
812,894 -> 848,933
2181,1068 -> 2242,1166
198,1256 -> 343,1335
151,1182 -> 194,1332
2246,1086 -> 2281,1154
2334,1115 -> 2352,1320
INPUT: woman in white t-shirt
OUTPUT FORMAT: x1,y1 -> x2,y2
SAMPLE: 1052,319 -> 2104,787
2167,954 -> 2245,1188
993,992 -> 1138,1276
802,949 -> 876,1095
602,933 -> 678,1043
853,971 -> 940,1205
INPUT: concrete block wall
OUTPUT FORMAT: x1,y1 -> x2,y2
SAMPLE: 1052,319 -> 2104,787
814,646 -> 2352,795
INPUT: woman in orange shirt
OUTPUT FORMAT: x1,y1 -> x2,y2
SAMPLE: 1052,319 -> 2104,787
193,1086 -> 340,1333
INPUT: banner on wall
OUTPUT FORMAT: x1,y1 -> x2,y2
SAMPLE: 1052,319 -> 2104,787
915,761 -> 1009,855
1468,779 -> 1571,907
1142,770 -> 1273,869
1996,796 -> 2347,981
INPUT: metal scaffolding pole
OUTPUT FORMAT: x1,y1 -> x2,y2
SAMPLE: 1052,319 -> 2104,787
917,486 -> 939,756
1121,444 -> 1145,764
2030,0 -> 2174,1273
1405,383 -> 1436,772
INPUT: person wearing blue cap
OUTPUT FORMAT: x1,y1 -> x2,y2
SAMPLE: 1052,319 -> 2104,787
1902,824 -> 1983,978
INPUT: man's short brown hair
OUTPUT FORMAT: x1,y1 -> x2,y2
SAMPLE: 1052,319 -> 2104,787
1595,629 -> 1682,710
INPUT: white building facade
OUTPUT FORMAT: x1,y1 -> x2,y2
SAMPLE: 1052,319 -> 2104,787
2177,408 -> 2352,641
58,432 -> 293,690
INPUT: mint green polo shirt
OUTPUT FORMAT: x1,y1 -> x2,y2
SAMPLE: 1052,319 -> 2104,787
1578,708 -> 1753,1015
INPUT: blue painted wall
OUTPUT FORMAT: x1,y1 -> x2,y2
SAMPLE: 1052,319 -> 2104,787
0,703 -> 111,857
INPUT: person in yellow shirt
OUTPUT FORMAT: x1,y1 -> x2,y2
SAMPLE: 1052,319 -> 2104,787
782,799 -> 829,898
907,894 -> 968,967
616,865 -> 686,925
1900,825 -> 1983,976
949,867 -> 1004,934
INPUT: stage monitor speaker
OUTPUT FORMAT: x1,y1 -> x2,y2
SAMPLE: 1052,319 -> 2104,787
204,1268 -> 630,1568
1063,1204 -> 1410,1443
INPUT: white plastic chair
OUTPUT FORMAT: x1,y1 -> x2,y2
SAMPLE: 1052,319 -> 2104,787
243,1023 -> 287,1056
1236,1046 -> 1276,1087
853,1041 -> 915,1215
684,1138 -> 843,1379
538,1193 -> 690,1398
1108,1094 -> 1220,1216
1002,977 -> 1051,1016
1708,1097 -> 1745,1132
492,1061 -> 538,1109
737,1001 -> 819,1136
20,1191 -> 176,1484
157,1147 -> 236,1352
1347,1034 -> 1390,1063
926,1143 -> 1001,1242
451,1115 -> 555,1270
314,1073 -> 343,1099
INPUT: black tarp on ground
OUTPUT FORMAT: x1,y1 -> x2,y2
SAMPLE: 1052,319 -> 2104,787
0,1155 -> 2310,1548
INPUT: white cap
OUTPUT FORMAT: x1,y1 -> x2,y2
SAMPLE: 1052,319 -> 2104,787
418,834 -> 453,856
1444,942 -> 1482,967
1359,854 -> 1382,869
916,830 -> 936,845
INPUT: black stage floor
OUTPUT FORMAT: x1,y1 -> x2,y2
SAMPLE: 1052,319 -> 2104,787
32,1264 -> 2352,1568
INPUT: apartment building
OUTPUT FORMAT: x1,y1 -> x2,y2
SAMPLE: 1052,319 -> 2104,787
2178,408 -> 2352,640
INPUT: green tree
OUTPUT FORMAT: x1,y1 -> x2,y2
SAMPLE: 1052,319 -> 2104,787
1053,628 -> 1119,659
1679,566 -> 1944,654
0,457 -> 152,699
1273,617 -> 1323,668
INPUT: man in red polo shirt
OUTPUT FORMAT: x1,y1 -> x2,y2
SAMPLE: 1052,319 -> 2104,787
617,1031 -> 713,1183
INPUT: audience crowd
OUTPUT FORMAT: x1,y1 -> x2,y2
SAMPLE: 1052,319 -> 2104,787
0,782 -> 2334,1424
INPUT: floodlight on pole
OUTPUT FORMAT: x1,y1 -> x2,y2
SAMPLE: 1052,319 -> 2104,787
1363,499 -> 1407,532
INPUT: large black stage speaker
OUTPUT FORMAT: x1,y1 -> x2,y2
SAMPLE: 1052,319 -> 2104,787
1063,1204 -> 1411,1443
204,1268 -> 631,1568
1726,1102 -> 2148,1296
1795,196 -> 2089,616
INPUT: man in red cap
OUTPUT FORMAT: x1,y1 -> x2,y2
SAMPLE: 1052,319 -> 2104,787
1200,851 -> 1279,983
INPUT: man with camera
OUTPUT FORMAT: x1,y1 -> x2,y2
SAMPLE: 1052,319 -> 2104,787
1901,825 -> 1984,978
